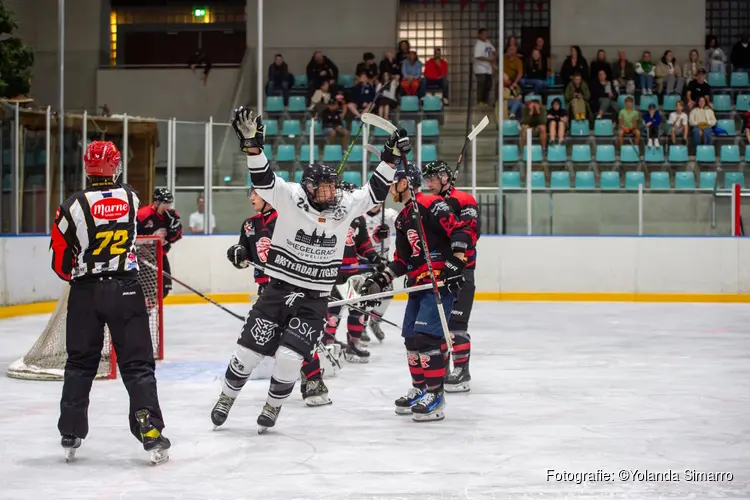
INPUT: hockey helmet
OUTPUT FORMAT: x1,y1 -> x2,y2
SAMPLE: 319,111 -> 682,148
153,187 -> 174,205
422,160 -> 453,182
394,162 -> 422,189
301,163 -> 341,211
84,141 -> 122,179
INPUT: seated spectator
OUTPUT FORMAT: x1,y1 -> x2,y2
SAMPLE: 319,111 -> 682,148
564,72 -> 591,121
266,54 -> 294,105
560,45 -> 588,85
306,51 -> 339,96
423,47 -> 449,105
743,108 -> 750,143
396,40 -> 411,66
356,52 -> 379,82
532,36 -> 553,83
635,51 -> 655,94
686,69 -> 712,109
380,50 -> 400,78
189,196 -> 215,234
706,35 -> 726,74
618,97 -> 641,147
655,50 -> 684,95
611,51 -> 636,94
347,73 -> 377,118
589,50 -> 612,84
546,98 -> 567,144
669,100 -> 689,144
376,72 -> 400,120
503,72 -> 524,119
643,103 -> 662,148
504,44 -> 523,89
505,35 -> 521,57
590,69 -> 619,119
400,50 -> 423,96
689,96 -> 716,145
683,49 -> 703,86
730,34 -> 750,72
521,48 -> 548,93
322,96 -> 350,148
520,97 -> 547,150
309,80 -> 332,116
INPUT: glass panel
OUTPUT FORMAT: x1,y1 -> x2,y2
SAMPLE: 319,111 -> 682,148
152,119 -> 169,188
550,192 -> 639,235
173,187 -> 206,235
212,187 -> 251,234
642,192 -> 731,236
0,115 -> 14,233
20,120 -> 48,233
212,121 -> 245,187
174,121 -> 205,188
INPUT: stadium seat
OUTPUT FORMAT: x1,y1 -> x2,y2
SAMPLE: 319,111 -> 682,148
720,144 -> 741,163
294,170 -> 303,183
699,171 -> 717,189
342,171 -> 361,186
323,145 -> 342,163
546,144 -> 567,163
575,171 -> 595,189
400,96 -> 420,112
281,119 -> 302,136
716,119 -> 736,136
595,144 -> 616,163
276,170 -> 290,182
662,94 -> 679,112
696,145 -> 716,163
570,120 -> 589,136
731,72 -> 750,87
668,145 -> 689,163
398,120 -> 416,137
599,171 -> 621,189
266,96 -> 284,113
502,144 -> 520,162
293,74 -> 308,88
674,171 -> 696,189
625,171 -> 645,189
275,144 -> 296,163
649,171 -> 671,189
708,72 -> 727,87
639,94 -> 658,111
287,96 -> 307,113
644,146 -> 665,163
350,120 -> 362,133
264,148 -> 274,161
620,145 -> 640,164
529,171 -> 546,189
546,94 -> 565,109
502,120 -> 520,137
617,94 -> 634,109
571,144 -> 592,163
522,145 -> 543,163
594,119 -> 614,137
422,95 -> 443,112
421,144 -> 438,162
373,124 -> 391,137
304,119 -> 323,137
524,94 -> 542,103
550,171 -> 571,189
502,171 -> 522,189
724,171 -> 745,188
737,94 -> 750,112
338,74 -> 355,88
264,119 -> 279,138
367,145 -> 383,162
421,119 -> 440,138
713,94 -> 732,112
347,145 -> 363,163
299,144 -> 319,163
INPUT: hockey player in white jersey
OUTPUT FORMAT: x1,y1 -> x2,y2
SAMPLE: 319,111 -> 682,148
211,107 -> 410,433
362,203 -> 398,342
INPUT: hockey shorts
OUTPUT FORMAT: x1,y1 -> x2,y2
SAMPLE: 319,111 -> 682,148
402,289 -> 455,339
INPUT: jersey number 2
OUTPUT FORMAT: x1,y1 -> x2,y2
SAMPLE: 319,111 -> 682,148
93,230 -> 128,255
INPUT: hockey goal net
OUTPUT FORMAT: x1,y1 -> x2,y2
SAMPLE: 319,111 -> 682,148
6,236 -> 164,381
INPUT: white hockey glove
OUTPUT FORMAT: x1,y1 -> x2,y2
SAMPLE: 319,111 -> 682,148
232,106 -> 265,154
381,128 -> 411,165
227,244 -> 250,269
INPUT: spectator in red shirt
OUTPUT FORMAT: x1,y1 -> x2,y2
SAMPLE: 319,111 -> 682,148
423,47 -> 449,105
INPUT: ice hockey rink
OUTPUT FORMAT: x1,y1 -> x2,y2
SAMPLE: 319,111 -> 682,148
0,300 -> 749,500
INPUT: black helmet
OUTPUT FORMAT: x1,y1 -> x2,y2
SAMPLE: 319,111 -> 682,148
422,160 -> 453,181
394,162 -> 422,189
340,181 -> 359,192
153,187 -> 174,204
300,163 -> 341,211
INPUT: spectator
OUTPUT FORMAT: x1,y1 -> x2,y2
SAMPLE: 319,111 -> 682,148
590,50 -> 612,84
590,69 -> 619,119
396,40 -> 411,66
266,54 -> 294,105
706,35 -> 726,74
689,96 -> 716,145
356,52 -> 379,82
505,35 -> 520,56
423,47 -> 449,105
188,49 -> 212,84
533,37 -> 553,82
635,51 -> 655,94
347,73 -> 377,118
669,100 -> 689,144
309,80 -> 332,115
503,72 -> 524,119
306,51 -> 339,95
643,103 -> 662,148
655,50 -> 684,95
560,45 -> 589,85
474,27 -> 497,107
564,72 -> 591,121
521,48 -> 548,93
686,69 -> 712,109
730,34 -> 750,72
611,50 -> 636,94
400,50 -> 423,96
376,72 -> 400,120
743,108 -> 750,143
504,44 -> 523,90
618,96 -> 641,147
683,49 -> 704,85
520,97 -> 547,150
380,50 -> 400,77
546,98 -> 567,144
322,96 -> 350,148
189,196 -> 215,234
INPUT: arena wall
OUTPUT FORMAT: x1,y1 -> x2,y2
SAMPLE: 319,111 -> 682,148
2,235 -> 750,315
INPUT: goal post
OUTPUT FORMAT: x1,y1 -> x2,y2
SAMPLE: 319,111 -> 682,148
6,236 -> 165,381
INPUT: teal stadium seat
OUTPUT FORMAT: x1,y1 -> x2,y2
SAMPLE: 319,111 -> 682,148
304,119 -> 324,136
737,94 -> 750,112
639,94 -> 658,111
674,171 -> 696,189
523,145 -> 543,162
368,145 -> 383,162
264,147 -> 274,161
595,144 -> 616,163
575,171 -> 595,189
350,120 -> 362,132
293,74 -> 308,88
550,171 -> 571,188
275,144 -> 296,163
617,94 -> 634,109
347,145 -> 363,163
502,171 -> 522,188
731,72 -> 750,87
708,72 -> 727,87
720,145 -> 741,163
264,119 -> 279,138
421,145 -> 438,162
546,144 -> 567,163
649,171 -> 671,189
421,119 -> 440,138
503,120 -> 520,136
625,171 -> 645,189
570,120 -> 589,136
644,146 -> 665,163
745,146 -> 750,162
299,144 -> 319,163
422,95 -> 443,112
696,145 -> 716,163
571,144 -> 592,163
342,171 -> 361,186
620,144 -> 640,163
400,96 -> 420,112
530,171 -> 546,189
594,119 -> 614,137
668,145 -> 689,163
266,96 -> 284,113
599,171 -> 621,189
699,171 -> 717,189
713,94 -> 732,112
724,171 -> 745,188
502,144 -> 519,162
399,120 -> 417,137
281,120 -> 302,136
338,74 -> 355,88
547,94 -> 565,109
287,96 -> 307,113
662,94 -> 679,112
276,170 -> 290,182
524,94 -> 541,103
716,119 -> 736,136
323,145 -> 342,163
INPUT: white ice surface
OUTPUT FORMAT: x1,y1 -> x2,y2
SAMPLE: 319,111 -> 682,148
0,302 -> 749,499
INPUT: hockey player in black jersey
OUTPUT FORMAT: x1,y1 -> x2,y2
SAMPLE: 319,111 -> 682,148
360,162 -> 471,421
211,107 -> 409,433
422,160 -> 480,393
136,188 -> 182,298
50,140 -> 170,464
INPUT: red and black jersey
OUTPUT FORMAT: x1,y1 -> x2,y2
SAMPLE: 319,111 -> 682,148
339,215 -> 378,282
388,192 -> 472,286
50,183 -> 141,282
136,206 -> 182,253
238,209 -> 277,285
441,186 -> 480,269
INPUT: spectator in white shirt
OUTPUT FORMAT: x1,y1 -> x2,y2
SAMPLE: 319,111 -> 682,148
473,28 -> 497,106
668,100 -> 689,144
189,196 -> 216,233
689,96 -> 717,145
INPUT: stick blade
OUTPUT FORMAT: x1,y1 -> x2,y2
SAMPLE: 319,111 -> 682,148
361,113 -> 398,134
467,115 -> 490,141
364,144 -> 381,160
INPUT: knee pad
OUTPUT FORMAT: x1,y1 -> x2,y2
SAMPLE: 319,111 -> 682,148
230,344 -> 264,376
414,332 -> 444,351
273,345 -> 304,383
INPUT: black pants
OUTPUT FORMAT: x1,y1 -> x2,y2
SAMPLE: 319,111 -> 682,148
58,278 -> 164,441
448,269 -> 476,332
476,74 -> 493,104
238,279 -> 328,361
162,253 -> 172,298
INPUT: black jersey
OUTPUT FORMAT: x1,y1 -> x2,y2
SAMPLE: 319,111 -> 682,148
339,215 -> 377,281
136,206 -> 183,253
441,186 -> 480,269
238,208 -> 278,285
50,184 -> 141,281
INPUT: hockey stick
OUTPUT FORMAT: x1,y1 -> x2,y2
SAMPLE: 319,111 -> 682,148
361,112 -> 398,135
338,87 -> 388,173
328,282 -> 442,307
454,115 -> 490,180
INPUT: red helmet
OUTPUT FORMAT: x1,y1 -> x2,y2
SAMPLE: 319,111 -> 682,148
84,141 -> 121,178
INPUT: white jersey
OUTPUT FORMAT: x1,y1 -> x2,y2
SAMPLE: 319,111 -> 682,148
364,207 -> 398,259
247,152 -> 394,291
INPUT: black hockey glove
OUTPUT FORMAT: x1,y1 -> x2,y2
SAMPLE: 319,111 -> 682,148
442,255 -> 466,294
165,209 -> 181,231
227,244 -> 250,269
366,253 -> 386,273
359,271 -> 392,307
372,224 -> 390,244
232,106 -> 265,154
381,128 -> 411,165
